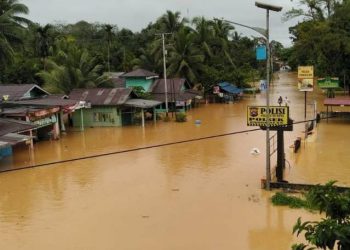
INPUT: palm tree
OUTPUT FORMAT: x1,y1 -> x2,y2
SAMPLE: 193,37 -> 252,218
36,24 -> 51,71
104,24 -> 114,73
38,38 -> 106,94
192,16 -> 214,62
157,10 -> 187,33
0,0 -> 31,65
212,19 -> 236,68
167,28 -> 204,84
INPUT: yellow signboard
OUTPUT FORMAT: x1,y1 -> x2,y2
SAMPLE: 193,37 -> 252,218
298,66 -> 314,78
298,78 -> 314,91
247,106 -> 289,127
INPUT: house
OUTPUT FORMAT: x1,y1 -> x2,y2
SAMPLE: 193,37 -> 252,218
69,88 -> 161,128
0,84 -> 80,140
0,118 -> 37,158
122,69 -> 159,92
150,78 -> 202,112
105,72 -> 126,88
216,82 -> 243,102
0,84 -> 49,101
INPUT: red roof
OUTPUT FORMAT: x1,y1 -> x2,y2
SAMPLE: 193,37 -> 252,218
324,97 -> 350,106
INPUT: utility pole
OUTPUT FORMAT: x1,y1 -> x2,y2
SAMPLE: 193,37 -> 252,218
157,33 -> 172,116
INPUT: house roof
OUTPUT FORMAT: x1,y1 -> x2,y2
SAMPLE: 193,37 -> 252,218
0,133 -> 32,145
151,91 -> 199,102
150,78 -> 202,102
324,97 -> 350,106
12,95 -> 79,107
0,118 -> 36,136
122,69 -> 159,78
124,99 -> 162,109
151,78 -> 189,94
105,72 -> 126,88
0,84 -> 50,101
69,88 -> 133,106
218,82 -> 242,95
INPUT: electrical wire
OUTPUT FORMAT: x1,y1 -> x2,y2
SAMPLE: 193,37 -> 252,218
0,115 -> 336,174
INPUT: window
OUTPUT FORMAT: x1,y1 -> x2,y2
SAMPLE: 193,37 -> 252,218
93,112 -> 115,123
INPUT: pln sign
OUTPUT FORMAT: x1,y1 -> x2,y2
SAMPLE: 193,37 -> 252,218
247,106 -> 289,127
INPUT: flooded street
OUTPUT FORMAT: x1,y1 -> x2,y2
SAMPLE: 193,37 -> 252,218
0,72 -> 349,249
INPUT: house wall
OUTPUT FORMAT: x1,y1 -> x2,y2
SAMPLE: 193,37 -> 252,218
125,78 -> 154,92
72,106 -> 122,127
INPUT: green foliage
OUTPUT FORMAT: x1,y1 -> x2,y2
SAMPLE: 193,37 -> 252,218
271,192 -> 309,209
0,3 -> 266,94
281,181 -> 350,250
132,86 -> 151,99
175,112 -> 187,122
37,38 -> 107,94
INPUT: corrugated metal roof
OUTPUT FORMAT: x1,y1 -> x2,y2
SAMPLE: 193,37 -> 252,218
151,78 -> 187,94
11,96 -> 78,107
0,118 -> 36,136
124,99 -> 162,109
218,82 -> 242,94
0,84 -> 50,101
122,69 -> 159,78
69,88 -> 132,106
151,91 -> 198,102
324,97 -> 350,106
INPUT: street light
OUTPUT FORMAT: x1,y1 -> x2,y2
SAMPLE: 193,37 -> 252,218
218,2 -> 282,190
255,1 -> 282,190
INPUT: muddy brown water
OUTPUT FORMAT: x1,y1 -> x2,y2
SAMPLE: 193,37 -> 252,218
0,72 -> 349,249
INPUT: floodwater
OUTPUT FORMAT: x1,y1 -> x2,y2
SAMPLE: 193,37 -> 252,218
0,72 -> 349,249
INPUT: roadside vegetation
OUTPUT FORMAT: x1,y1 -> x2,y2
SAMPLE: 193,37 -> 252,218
271,181 -> 350,249
284,0 -> 350,86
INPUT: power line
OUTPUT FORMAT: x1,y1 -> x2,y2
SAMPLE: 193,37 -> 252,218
0,116 -> 335,174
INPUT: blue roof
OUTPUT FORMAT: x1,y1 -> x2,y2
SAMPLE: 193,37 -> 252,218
218,82 -> 242,94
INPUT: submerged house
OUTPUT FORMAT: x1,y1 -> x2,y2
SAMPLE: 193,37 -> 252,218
122,68 -> 159,91
0,118 -> 36,159
69,88 -> 161,128
150,78 -> 202,112
0,84 -> 49,101
0,84 -> 80,140
216,82 -> 243,102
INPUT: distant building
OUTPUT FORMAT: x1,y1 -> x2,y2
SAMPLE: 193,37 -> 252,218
122,68 -> 159,92
0,84 -> 49,101
150,78 -> 202,112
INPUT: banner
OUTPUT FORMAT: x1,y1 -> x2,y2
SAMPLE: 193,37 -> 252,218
298,78 -> 314,92
247,106 -> 289,127
317,77 -> 339,89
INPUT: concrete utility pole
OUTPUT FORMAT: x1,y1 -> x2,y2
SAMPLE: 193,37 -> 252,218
255,1 -> 283,190
156,33 -> 172,116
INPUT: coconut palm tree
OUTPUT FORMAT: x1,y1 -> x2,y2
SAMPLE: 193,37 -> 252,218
157,10 -> 187,33
104,24 -> 114,73
38,38 -> 106,94
0,0 -> 31,65
167,27 -> 204,84
192,16 -> 215,62
36,24 -> 51,70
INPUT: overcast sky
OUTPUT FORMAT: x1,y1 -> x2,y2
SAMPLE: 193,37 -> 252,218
21,0 -> 302,46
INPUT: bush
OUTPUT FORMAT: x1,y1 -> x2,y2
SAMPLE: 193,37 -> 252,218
163,114 -> 171,122
175,112 -> 187,122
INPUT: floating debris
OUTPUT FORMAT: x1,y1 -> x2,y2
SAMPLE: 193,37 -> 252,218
250,148 -> 261,156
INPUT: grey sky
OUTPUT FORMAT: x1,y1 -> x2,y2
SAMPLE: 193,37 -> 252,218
21,0 -> 301,46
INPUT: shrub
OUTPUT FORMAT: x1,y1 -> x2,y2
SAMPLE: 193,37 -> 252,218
175,112 -> 187,122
